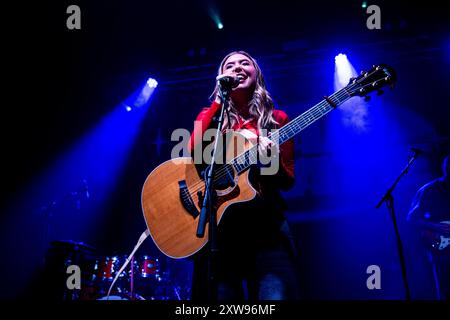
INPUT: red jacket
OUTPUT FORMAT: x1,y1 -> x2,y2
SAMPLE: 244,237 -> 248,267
188,101 -> 295,196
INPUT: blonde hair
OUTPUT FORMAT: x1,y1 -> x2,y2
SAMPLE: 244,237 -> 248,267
210,51 -> 278,132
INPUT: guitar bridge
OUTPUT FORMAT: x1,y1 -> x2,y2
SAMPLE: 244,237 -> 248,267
178,180 -> 199,218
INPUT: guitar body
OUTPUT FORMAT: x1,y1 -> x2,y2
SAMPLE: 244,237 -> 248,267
141,132 -> 257,258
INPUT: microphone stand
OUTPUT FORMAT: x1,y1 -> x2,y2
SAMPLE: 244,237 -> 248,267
38,180 -> 90,300
196,83 -> 231,302
375,151 -> 420,300
40,192 -> 79,253
40,181 -> 89,248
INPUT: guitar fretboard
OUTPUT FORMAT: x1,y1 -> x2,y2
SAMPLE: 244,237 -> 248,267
231,87 -> 352,173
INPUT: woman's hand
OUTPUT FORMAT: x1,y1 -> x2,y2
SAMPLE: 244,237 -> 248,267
257,136 -> 279,159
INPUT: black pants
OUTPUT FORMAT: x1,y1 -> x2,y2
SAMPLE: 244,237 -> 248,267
191,218 -> 300,301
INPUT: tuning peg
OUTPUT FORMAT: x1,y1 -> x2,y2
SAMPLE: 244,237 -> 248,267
364,95 -> 371,102
360,70 -> 367,76
377,89 -> 384,95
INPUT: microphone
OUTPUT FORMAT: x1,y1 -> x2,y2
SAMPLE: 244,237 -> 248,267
216,74 -> 243,89
82,179 -> 90,199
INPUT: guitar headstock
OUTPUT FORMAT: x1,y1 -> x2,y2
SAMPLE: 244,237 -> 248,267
346,64 -> 396,98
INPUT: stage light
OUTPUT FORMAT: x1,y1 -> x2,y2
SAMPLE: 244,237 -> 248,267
125,105 -> 132,112
126,77 -> 158,110
207,5 -> 223,30
362,2 -> 367,8
334,53 -> 355,89
334,53 -> 369,132
335,53 -> 348,65
146,78 -> 158,89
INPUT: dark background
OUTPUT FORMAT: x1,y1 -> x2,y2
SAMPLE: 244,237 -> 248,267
1,0 -> 449,300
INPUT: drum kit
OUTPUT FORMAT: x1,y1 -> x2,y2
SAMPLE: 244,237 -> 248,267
48,240 -> 189,301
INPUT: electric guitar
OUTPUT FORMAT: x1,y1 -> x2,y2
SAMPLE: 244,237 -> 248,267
142,64 -> 396,258
420,220 -> 450,254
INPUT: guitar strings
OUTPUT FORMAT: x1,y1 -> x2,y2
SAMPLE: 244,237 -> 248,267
211,70 -> 385,183
181,87 -> 351,201
182,69 -> 385,201
182,90 -> 348,202
182,87 -> 352,201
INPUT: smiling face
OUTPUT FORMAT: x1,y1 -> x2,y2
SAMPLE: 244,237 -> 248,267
220,53 -> 258,93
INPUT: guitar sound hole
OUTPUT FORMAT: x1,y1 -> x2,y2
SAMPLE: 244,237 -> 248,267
212,164 -> 236,191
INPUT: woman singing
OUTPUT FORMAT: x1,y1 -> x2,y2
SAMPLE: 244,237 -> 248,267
188,51 -> 299,300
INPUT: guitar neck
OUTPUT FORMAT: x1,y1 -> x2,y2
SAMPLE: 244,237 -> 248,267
418,220 -> 450,234
231,87 -> 352,173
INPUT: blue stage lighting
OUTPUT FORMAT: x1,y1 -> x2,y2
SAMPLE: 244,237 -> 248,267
334,53 -> 348,65
146,78 -> 158,89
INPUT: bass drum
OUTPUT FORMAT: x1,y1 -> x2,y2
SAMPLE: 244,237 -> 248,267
97,294 -> 129,301
96,293 -> 145,300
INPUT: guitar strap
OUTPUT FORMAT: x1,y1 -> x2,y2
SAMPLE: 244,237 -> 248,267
106,229 -> 150,300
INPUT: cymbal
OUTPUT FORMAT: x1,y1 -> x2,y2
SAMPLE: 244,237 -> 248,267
51,239 -> 96,252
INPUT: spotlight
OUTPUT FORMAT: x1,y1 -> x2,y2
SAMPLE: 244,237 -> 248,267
207,6 -> 223,30
362,2 -> 367,9
334,52 -> 369,131
146,78 -> 158,89
129,77 -> 158,109
334,53 -> 354,89
335,53 -> 348,65
125,105 -> 132,112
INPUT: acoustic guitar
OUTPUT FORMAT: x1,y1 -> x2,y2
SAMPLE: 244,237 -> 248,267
142,64 -> 396,258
